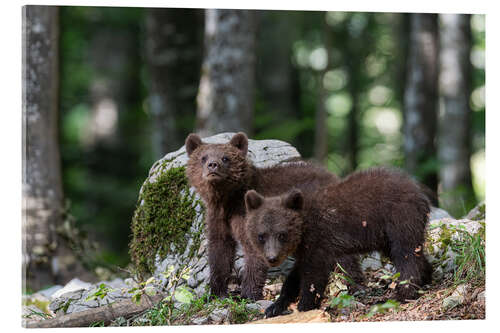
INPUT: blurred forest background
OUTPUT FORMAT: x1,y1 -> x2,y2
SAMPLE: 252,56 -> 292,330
23,6 -> 485,291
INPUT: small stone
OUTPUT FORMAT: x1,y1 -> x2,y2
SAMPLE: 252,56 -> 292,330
442,296 -> 463,311
192,316 -> 209,325
453,284 -> 468,298
256,299 -> 274,310
429,207 -> 453,220
51,278 -> 92,299
209,308 -> 229,323
465,202 -> 485,221
477,291 -> 485,302
245,303 -> 261,312
263,283 -> 283,296
432,266 -> 444,281
360,253 -> 383,271
124,278 -> 139,289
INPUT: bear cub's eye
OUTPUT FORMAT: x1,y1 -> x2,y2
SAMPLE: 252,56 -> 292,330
258,234 -> 265,244
222,156 -> 229,163
201,155 -> 207,164
278,233 -> 287,242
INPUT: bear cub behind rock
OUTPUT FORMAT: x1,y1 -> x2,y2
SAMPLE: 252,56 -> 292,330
244,167 -> 433,317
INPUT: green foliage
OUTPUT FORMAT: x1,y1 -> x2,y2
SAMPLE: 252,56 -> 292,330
22,308 -> 53,321
335,262 -> 355,285
59,6 -> 152,267
89,321 -> 106,327
85,283 -> 114,302
127,294 -> 260,326
129,166 -> 202,275
329,293 -> 354,310
22,298 -> 52,319
126,276 -> 159,305
449,223 -> 486,284
365,299 -> 400,318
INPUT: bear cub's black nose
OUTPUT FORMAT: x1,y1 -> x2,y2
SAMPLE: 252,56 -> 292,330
267,256 -> 278,264
207,161 -> 219,171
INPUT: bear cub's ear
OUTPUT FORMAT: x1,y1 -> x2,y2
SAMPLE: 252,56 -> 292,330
229,132 -> 248,156
185,134 -> 203,157
284,189 -> 304,211
245,190 -> 264,211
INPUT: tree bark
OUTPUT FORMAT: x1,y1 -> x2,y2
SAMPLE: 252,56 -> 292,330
314,16 -> 331,165
22,5 -> 62,291
145,8 -> 203,158
403,14 -> 439,192
196,9 -> 256,137
438,14 -> 475,215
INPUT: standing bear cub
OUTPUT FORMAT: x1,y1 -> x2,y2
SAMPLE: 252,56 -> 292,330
184,132 -> 364,300
244,167 -> 433,317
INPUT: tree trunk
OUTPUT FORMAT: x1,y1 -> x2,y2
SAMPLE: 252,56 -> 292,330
314,16 -> 331,165
196,9 -> 256,137
403,14 -> 439,192
145,8 -> 203,158
22,5 -> 62,291
256,10 -> 301,124
438,14 -> 475,216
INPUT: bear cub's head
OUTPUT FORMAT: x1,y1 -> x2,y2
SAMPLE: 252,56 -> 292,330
185,132 -> 250,187
244,189 -> 305,267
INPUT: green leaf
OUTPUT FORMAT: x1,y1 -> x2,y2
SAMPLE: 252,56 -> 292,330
381,299 -> 399,309
132,293 -> 142,305
174,286 -> 194,304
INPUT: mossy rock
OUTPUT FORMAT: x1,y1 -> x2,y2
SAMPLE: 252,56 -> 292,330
129,133 -> 302,294
130,166 -> 203,275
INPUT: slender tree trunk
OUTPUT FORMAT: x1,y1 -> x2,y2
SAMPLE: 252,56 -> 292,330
438,14 -> 475,215
145,8 -> 203,158
256,11 -> 301,122
314,16 -> 331,165
346,50 -> 361,172
395,14 -> 410,108
196,9 -> 256,137
22,5 -> 62,291
403,13 -> 439,192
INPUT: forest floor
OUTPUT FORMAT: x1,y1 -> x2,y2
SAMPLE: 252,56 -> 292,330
250,271 -> 485,324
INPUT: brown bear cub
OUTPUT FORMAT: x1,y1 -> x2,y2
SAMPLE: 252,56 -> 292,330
184,132 -> 364,300
244,167 -> 433,317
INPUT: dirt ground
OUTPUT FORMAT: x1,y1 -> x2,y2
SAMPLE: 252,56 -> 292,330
252,273 -> 485,324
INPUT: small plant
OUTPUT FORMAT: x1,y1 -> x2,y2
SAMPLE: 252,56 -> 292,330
379,271 -> 408,289
219,296 -> 259,324
22,308 -> 53,320
334,263 -> 355,285
89,320 -> 105,327
127,276 -> 159,305
86,283 -> 115,302
449,223 -> 485,284
365,299 -> 400,318
329,292 -> 354,310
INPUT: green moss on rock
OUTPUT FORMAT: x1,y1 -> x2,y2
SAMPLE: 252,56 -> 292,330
129,166 -> 202,275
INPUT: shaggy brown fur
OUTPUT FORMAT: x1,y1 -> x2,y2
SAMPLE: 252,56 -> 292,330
244,167 -> 433,317
185,133 -> 364,300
